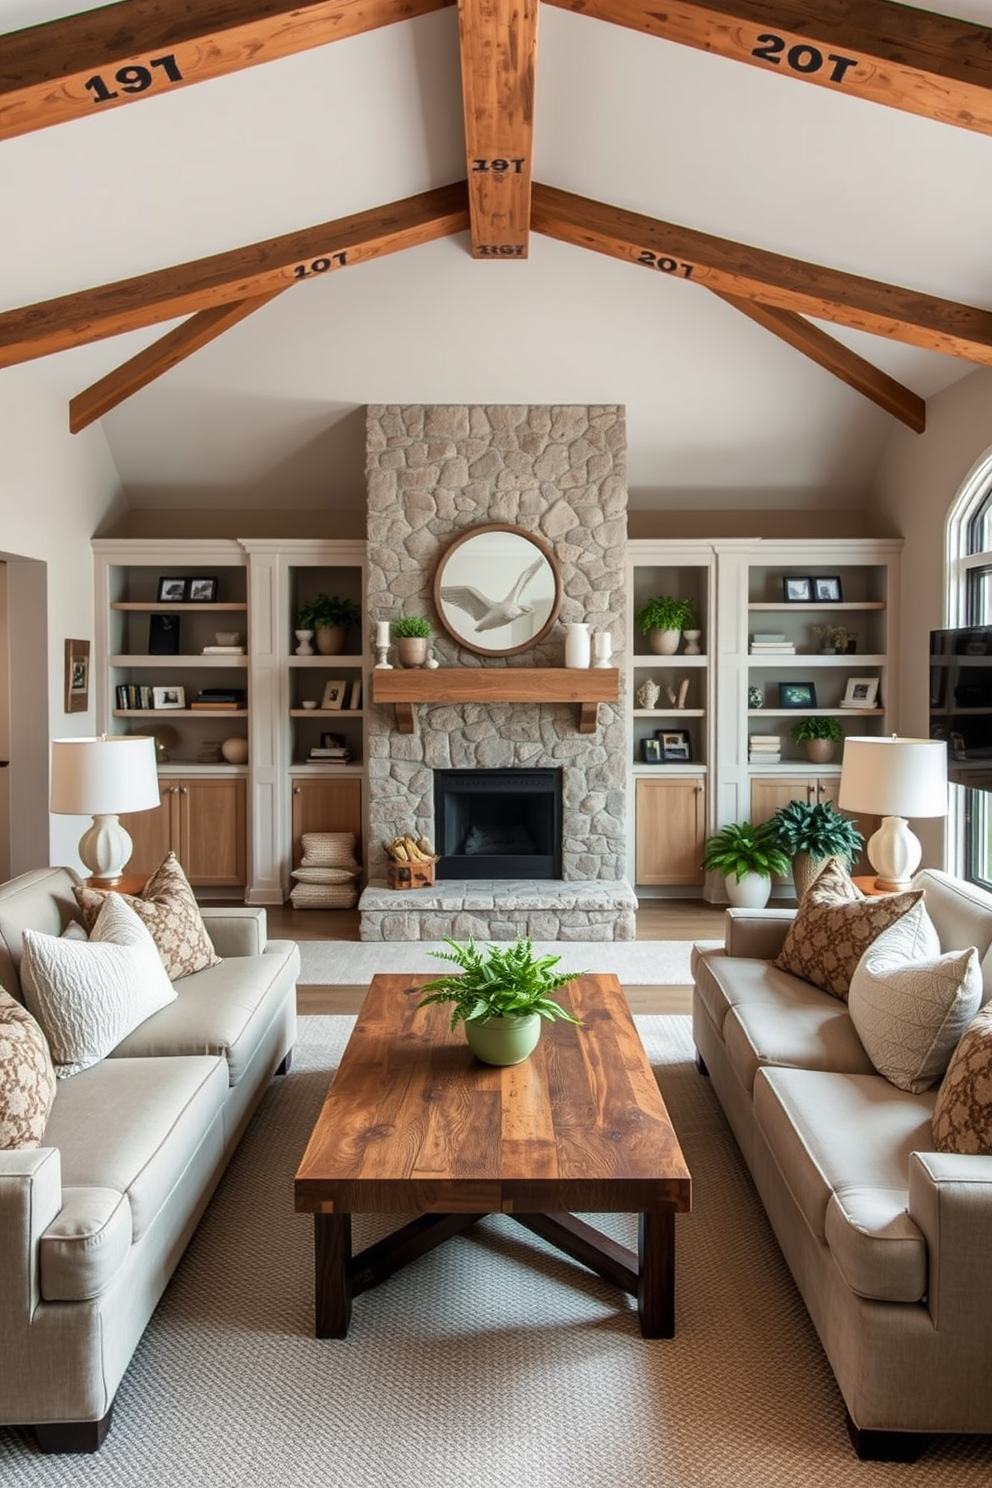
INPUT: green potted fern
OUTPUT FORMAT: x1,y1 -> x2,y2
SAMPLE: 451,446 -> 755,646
768,799 -> 864,899
416,937 -> 583,1066
634,596 -> 698,656
790,716 -> 845,764
702,821 -> 791,908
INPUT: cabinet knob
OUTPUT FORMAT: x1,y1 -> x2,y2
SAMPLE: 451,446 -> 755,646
293,786 -> 300,795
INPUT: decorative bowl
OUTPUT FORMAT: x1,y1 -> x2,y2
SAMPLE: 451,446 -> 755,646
215,631 -> 242,646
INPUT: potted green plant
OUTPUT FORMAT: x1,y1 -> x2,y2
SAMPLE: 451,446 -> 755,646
790,716 -> 845,764
634,596 -> 698,656
297,594 -> 361,656
768,799 -> 864,899
702,821 -> 791,908
416,936 -> 583,1066
391,614 -> 432,667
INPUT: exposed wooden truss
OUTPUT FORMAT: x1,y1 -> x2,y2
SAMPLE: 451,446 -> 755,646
458,0 -> 539,259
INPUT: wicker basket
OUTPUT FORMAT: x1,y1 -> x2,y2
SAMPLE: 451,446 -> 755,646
387,859 -> 436,889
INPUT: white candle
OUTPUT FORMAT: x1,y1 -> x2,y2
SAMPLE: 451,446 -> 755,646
376,620 -> 391,647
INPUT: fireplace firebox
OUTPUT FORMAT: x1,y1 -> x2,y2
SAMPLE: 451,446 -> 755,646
433,768 -> 563,880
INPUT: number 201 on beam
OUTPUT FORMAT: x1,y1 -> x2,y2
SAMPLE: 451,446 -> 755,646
637,251 -> 694,278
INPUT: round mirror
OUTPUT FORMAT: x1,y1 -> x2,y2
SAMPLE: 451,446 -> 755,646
433,524 -> 562,657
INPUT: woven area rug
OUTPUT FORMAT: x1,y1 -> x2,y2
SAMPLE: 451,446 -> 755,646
3,1015 -> 991,1486
297,938 -> 696,988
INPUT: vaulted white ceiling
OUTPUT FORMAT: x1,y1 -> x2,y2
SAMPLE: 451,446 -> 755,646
3,0 -> 992,515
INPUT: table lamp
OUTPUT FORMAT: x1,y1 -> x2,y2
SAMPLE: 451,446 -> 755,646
838,736 -> 948,892
50,735 -> 160,887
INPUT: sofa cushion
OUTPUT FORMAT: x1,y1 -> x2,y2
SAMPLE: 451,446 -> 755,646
21,895 -> 177,1076
693,945 -> 856,1038
913,869 -> 992,1003
753,1067 -> 934,1302
724,1000 -> 874,1095
0,987 -> 56,1148
849,905 -> 982,1094
42,1054 -> 228,1241
932,1004 -> 992,1154
39,1186 -> 132,1302
74,852 -> 220,981
774,860 -> 921,999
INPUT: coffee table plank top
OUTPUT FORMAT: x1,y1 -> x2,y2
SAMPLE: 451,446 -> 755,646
295,972 -> 691,1217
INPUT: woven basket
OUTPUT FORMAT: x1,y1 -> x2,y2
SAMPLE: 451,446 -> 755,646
289,880 -> 359,909
300,832 -> 358,868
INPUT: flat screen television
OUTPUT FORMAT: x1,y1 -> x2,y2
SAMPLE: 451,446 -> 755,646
930,624 -> 992,790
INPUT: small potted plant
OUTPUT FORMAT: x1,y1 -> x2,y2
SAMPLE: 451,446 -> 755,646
768,799 -> 864,899
790,716 -> 845,764
702,821 -> 791,908
812,624 -> 853,655
297,594 -> 361,656
391,614 -> 432,667
635,596 -> 698,656
416,937 -> 583,1066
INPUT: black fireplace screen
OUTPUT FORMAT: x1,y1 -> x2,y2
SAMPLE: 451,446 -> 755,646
433,767 -> 563,880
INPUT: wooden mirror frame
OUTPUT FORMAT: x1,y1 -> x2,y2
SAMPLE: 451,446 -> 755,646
432,524 -> 563,657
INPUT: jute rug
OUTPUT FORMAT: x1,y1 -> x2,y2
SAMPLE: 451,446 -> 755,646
3,1016 -> 990,1486
296,938 -> 696,988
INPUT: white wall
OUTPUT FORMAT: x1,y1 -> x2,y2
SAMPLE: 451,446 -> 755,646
0,369 -> 126,869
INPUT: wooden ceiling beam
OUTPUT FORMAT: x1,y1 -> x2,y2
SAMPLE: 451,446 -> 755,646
0,182 -> 469,368
0,0 -> 455,142
545,0 -> 992,139
68,292 -> 287,433
712,292 -> 926,432
531,182 -> 992,367
458,0 -> 539,259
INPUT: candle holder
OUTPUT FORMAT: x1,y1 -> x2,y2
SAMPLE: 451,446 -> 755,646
374,622 -> 393,670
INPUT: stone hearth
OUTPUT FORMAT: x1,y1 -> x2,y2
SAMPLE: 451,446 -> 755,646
359,878 -> 637,942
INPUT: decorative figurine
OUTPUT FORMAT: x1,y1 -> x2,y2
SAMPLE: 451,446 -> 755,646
636,679 -> 660,710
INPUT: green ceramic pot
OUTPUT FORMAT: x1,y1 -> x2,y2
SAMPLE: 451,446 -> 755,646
464,1013 -> 542,1066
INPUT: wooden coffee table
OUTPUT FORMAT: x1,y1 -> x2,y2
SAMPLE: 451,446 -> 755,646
294,972 -> 691,1338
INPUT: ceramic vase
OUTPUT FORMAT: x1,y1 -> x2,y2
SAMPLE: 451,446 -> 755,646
396,636 -> 429,667
682,630 -> 702,656
315,624 -> 346,656
464,1013 -> 542,1066
592,631 -> 613,668
648,628 -> 681,656
804,739 -> 836,764
294,629 -> 314,656
565,622 -> 592,669
725,872 -> 771,909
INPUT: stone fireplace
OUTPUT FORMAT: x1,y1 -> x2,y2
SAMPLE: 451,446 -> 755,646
359,404 -> 635,941
434,767 -> 563,880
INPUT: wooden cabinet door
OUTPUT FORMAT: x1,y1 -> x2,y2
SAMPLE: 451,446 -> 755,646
291,777 -> 363,867
175,777 -> 246,886
750,776 -> 817,823
635,777 -> 705,886
121,783 -> 174,880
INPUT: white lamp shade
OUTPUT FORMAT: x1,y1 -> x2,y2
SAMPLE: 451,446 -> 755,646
838,737 -> 948,819
50,736 -> 160,816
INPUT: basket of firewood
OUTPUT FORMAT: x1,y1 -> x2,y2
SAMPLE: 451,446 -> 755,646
384,834 -> 439,889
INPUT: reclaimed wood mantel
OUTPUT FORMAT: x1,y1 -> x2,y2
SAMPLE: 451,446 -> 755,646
371,667 -> 619,734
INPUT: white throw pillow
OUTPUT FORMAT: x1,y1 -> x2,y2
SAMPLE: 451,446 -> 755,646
848,902 -> 982,1093
21,895 -> 177,1077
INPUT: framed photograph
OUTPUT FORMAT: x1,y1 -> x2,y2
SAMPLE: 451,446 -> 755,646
783,576 -> 813,602
157,576 -> 188,603
187,577 -> 218,603
813,575 -> 843,602
841,676 -> 879,708
657,728 -> 692,762
778,681 -> 817,708
321,679 -> 347,711
641,738 -> 662,764
152,685 -> 186,710
64,638 -> 90,713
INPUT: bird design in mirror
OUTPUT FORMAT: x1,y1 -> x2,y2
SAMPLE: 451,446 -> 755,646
433,523 -> 563,657
440,557 -> 544,634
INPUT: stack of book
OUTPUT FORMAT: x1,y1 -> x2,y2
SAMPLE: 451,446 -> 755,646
201,644 -> 245,655
116,684 -> 154,709
308,744 -> 352,765
749,733 -> 782,764
191,688 -> 247,711
750,633 -> 796,654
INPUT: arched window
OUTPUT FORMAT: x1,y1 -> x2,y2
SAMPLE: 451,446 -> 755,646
944,447 -> 992,885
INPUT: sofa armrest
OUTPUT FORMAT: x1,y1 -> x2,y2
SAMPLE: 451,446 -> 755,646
908,1150 -> 992,1329
724,908 -> 796,960
0,1148 -> 62,1325
199,906 -> 268,957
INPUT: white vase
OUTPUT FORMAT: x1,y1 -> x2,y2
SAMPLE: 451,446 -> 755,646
725,872 -> 771,909
648,628 -> 681,655
294,629 -> 314,656
683,629 -> 702,656
592,631 -> 613,668
565,622 -> 591,669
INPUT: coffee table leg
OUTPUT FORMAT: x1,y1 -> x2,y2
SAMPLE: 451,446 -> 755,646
638,1209 -> 675,1338
314,1212 -> 352,1338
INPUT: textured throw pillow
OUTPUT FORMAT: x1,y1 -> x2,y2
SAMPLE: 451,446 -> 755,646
775,859 -> 923,1000
74,852 -> 220,980
0,987 -> 56,1148
21,895 -> 177,1077
932,1005 -> 992,1154
300,832 -> 358,868
291,866 -> 359,884
848,903 -> 982,1092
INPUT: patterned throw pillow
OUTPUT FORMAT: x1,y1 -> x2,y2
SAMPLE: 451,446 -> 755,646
848,903 -> 982,1092
74,852 -> 220,980
932,1006 -> 992,1154
0,987 -> 56,1148
775,859 -> 922,1000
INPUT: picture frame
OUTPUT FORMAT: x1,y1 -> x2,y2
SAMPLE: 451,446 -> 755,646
783,576 -> 813,602
841,676 -> 880,708
813,575 -> 843,602
187,577 -> 218,603
157,576 -> 188,603
64,638 -> 90,713
778,681 -> 817,708
152,685 -> 186,710
321,679 -> 346,711
641,738 -> 662,763
657,728 -> 692,762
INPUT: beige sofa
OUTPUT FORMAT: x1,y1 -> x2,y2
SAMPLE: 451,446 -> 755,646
692,868 -> 992,1460
0,867 -> 299,1453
